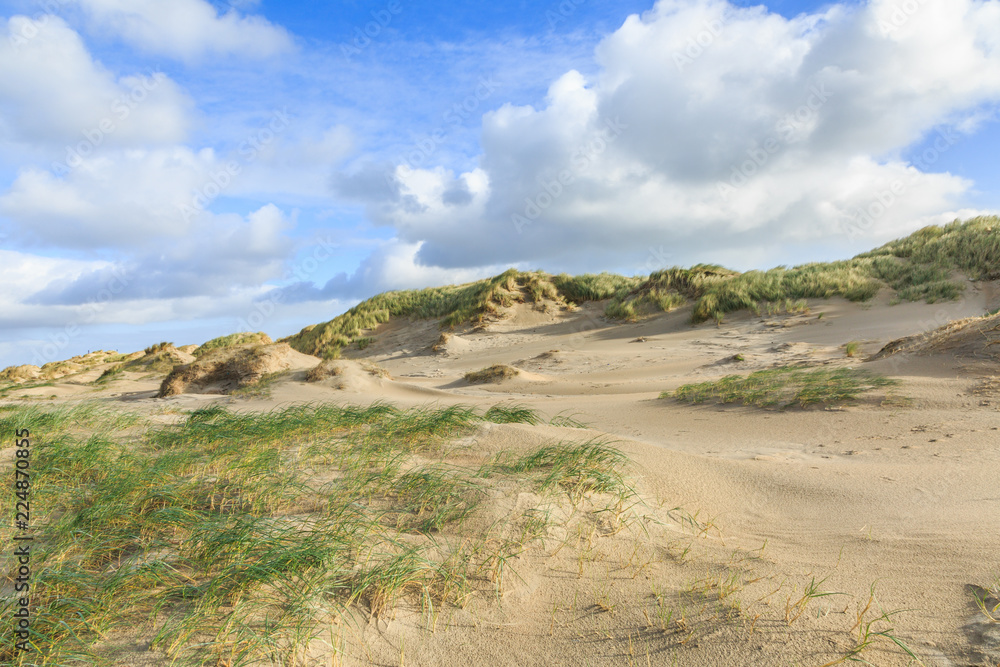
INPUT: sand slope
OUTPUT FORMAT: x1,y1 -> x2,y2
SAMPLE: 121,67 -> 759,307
5,290 -> 1000,666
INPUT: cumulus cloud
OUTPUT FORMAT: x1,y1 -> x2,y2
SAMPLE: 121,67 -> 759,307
26,204 -> 295,305
0,250 -> 109,309
0,116 -> 356,248
72,0 -> 294,62
335,0 -> 1000,273
0,15 -> 191,148
273,239 -> 509,303
0,147 -> 222,248
228,124 -> 355,199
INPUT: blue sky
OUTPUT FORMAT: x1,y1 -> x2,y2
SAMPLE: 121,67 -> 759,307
0,0 -> 998,368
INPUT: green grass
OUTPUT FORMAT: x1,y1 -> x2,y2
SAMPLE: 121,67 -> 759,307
818,584 -> 922,667
465,364 -> 520,384
665,366 -> 901,409
857,215 -> 1000,282
282,269 -> 655,357
193,332 -> 272,357
92,363 -> 125,385
118,343 -> 192,376
228,370 -> 289,398
144,341 -> 174,354
483,403 -> 542,425
483,439 -> 632,503
971,577 -> 1000,623
277,217 -> 1000,358
0,400 -> 630,666
0,380 -> 58,398
605,288 -> 687,322
550,272 -> 642,302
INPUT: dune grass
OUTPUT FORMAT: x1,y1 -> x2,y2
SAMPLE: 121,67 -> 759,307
664,366 -> 901,409
228,370 -> 289,398
92,363 -> 125,385
0,400 -> 630,666
483,403 -> 543,424
971,577 -> 1000,623
465,364 -> 520,384
550,272 -> 643,303
279,217 -> 999,358
193,332 -> 272,357
282,269 -> 532,357
482,440 -> 632,503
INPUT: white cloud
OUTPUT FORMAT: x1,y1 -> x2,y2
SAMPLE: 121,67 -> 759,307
336,0 -> 1000,274
0,15 -> 191,148
273,238 -> 511,303
1,147 -> 216,248
227,124 -> 355,199
25,203 -> 295,305
73,0 -> 294,62
0,116 -> 357,247
0,250 -> 109,308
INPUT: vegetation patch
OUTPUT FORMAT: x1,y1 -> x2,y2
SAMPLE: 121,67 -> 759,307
361,361 -> 390,378
306,359 -> 343,382
115,343 -> 194,377
92,364 -> 125,385
483,403 -> 543,425
279,217 -> 999,357
228,370 -> 289,399
432,332 -> 452,352
159,343 -> 294,397
0,364 -> 41,384
664,366 -> 901,409
464,364 -> 520,384
193,332 -> 273,357
0,401 -> 632,666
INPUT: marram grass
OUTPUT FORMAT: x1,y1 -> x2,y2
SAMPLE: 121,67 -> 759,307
281,216 -> 1000,359
0,400 -> 633,666
664,366 -> 902,409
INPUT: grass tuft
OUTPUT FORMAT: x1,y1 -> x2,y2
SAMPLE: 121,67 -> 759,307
666,366 -> 901,409
193,332 -> 272,357
483,403 -> 542,424
8,218 -> 997,664
465,364 -> 520,384
278,218 -> 999,355
0,401 -> 633,665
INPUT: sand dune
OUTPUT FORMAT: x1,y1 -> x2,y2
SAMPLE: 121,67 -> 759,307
3,271 -> 1000,666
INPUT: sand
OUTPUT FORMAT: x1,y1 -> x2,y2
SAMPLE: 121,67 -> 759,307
4,289 -> 1000,666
